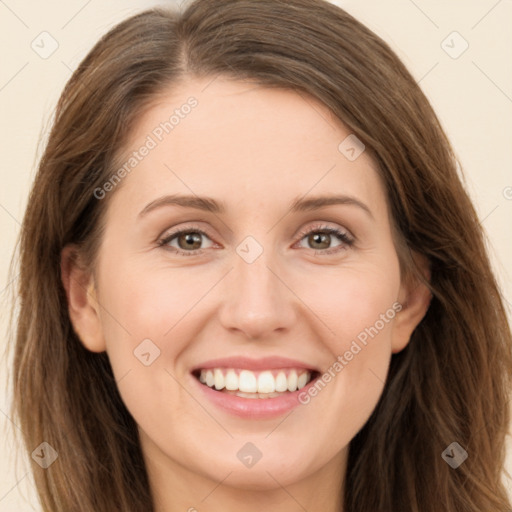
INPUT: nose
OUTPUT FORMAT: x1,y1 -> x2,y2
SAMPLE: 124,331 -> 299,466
218,248 -> 298,340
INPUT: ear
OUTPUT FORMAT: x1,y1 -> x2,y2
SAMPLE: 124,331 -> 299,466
60,245 -> 106,353
391,251 -> 432,354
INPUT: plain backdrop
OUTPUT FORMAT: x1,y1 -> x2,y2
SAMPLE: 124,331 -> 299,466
1,0 -> 511,509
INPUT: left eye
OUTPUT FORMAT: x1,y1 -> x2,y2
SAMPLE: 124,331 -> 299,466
295,226 -> 354,252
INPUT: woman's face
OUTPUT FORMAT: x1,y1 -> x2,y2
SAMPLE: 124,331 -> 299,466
69,77 -> 427,495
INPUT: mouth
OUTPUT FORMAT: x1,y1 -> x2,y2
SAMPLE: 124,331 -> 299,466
192,367 -> 320,399
190,356 -> 322,418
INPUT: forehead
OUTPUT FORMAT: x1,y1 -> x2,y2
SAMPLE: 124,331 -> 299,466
107,77 -> 386,220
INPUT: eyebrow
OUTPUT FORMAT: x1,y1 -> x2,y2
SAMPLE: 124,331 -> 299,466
138,193 -> 373,219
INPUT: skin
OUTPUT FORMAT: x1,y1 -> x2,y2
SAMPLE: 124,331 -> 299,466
62,77 -> 431,512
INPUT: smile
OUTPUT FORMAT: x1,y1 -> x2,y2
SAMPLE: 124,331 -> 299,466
190,356 -> 321,418
194,368 -> 316,398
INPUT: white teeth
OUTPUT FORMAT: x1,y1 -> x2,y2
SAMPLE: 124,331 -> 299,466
297,372 -> 308,390
287,371 -> 298,392
239,370 -> 258,392
197,368 -> 312,395
225,369 -> 238,390
257,371 -> 275,393
275,372 -> 288,392
214,368 -> 225,390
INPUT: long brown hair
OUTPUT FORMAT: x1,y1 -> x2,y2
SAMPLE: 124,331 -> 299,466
10,0 -> 512,510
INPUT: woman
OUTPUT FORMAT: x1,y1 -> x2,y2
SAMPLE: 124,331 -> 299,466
10,0 -> 512,510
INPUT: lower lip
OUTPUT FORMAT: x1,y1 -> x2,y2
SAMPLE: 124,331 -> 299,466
192,374 -> 318,419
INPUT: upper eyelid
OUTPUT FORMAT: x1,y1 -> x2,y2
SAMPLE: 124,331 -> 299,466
296,222 -> 353,238
159,223 -> 214,242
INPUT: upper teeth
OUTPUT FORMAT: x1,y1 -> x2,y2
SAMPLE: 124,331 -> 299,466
198,368 -> 311,393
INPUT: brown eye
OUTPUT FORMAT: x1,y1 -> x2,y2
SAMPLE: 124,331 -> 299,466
297,226 -> 354,253
176,232 -> 203,251
307,232 -> 332,250
159,227 -> 215,256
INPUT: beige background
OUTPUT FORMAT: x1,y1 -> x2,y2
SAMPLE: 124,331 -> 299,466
1,0 -> 511,509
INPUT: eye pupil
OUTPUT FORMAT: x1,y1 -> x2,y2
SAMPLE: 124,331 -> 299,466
179,232 -> 202,250
309,232 -> 330,249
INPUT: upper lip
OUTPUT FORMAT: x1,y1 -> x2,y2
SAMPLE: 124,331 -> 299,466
191,356 -> 320,373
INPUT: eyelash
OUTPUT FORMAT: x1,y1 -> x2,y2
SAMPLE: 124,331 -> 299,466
158,223 -> 355,257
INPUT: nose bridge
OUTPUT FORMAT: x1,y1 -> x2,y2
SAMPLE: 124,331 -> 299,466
219,241 -> 296,339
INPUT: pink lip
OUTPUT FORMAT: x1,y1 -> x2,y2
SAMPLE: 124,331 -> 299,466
193,376 -> 319,419
190,356 -> 320,420
191,356 -> 319,372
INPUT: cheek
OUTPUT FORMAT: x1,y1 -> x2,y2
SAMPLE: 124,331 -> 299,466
296,262 -> 400,427
94,259 -> 220,428
301,261 -> 400,353
93,261 -> 203,438
96,258 -> 213,355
